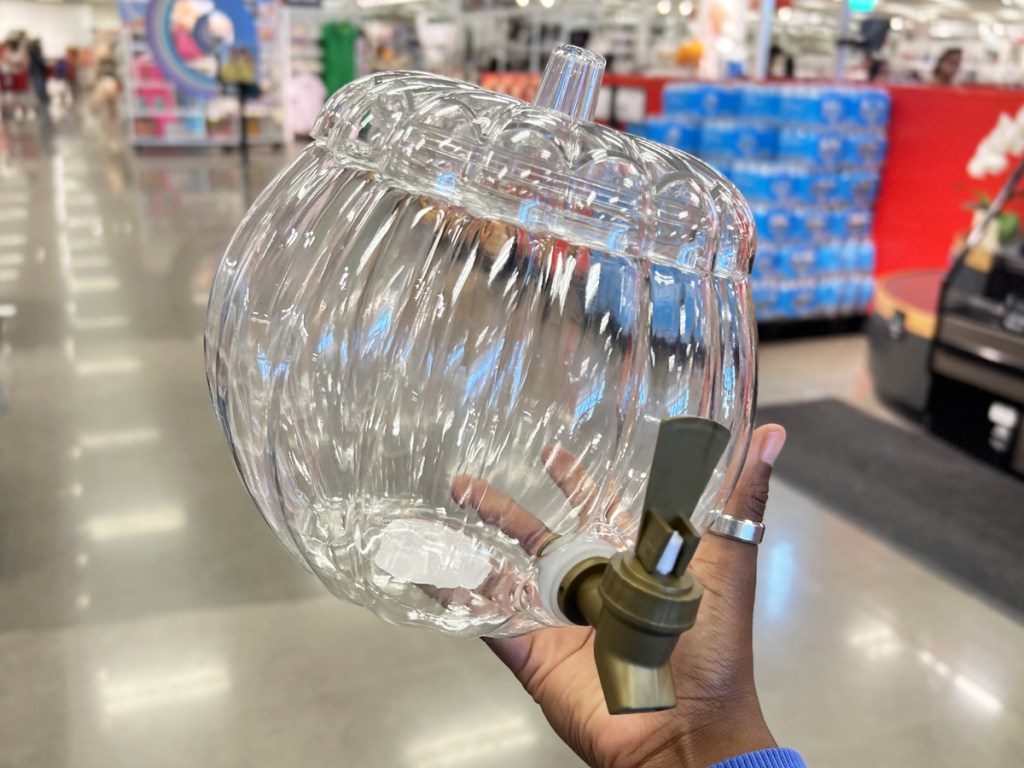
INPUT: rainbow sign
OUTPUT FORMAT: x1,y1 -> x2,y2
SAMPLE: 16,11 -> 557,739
145,0 -> 259,97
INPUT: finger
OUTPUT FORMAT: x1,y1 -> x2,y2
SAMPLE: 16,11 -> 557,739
723,424 -> 786,525
417,564 -> 511,612
451,475 -> 553,555
416,582 -> 456,609
541,444 -> 598,505
541,444 -> 622,526
697,424 -> 785,567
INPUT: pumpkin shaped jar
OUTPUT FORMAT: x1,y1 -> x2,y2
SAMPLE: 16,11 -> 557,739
205,47 -> 757,638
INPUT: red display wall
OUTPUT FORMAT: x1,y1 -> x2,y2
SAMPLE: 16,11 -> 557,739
874,85 -> 1024,277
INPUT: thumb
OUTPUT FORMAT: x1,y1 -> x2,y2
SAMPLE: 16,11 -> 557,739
697,424 -> 786,595
700,423 -> 786,581
482,635 -> 533,679
724,424 -> 786,525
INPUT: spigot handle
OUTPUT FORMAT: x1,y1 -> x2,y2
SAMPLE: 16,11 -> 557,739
635,418 -> 730,577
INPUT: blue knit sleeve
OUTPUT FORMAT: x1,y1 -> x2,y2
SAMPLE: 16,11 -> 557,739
709,748 -> 806,768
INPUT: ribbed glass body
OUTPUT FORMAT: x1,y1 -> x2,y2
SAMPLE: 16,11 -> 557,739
205,68 -> 757,637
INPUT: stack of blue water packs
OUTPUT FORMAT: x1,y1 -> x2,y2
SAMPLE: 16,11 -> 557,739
628,83 -> 889,320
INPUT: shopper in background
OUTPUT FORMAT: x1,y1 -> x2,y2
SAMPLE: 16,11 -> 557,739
769,45 -> 795,80
1,33 -> 28,74
868,56 -> 890,83
88,58 -> 121,123
933,47 -> 962,86
485,424 -> 805,768
27,38 -> 48,107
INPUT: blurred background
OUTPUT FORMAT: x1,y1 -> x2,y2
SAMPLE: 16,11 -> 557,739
1,1 -> 1023,766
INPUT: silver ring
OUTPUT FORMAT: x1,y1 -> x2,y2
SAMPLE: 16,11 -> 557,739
709,514 -> 765,545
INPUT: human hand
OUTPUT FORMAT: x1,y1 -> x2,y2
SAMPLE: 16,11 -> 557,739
452,424 -> 787,768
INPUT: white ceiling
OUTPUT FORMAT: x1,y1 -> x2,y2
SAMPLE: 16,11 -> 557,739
806,0 -> 1024,23
5,0 -> 1020,28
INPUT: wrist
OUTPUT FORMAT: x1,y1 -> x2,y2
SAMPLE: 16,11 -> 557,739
636,699 -> 776,768
679,720 -> 777,768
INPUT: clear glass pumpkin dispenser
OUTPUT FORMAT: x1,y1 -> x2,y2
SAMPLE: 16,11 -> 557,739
206,46 -> 758,712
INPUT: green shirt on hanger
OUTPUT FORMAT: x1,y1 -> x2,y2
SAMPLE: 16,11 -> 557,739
321,21 -> 360,96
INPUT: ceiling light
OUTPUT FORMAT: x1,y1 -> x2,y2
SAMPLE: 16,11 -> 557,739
406,716 -> 537,768
69,255 -> 112,269
515,0 -> 529,6
83,505 -> 186,541
77,427 -> 162,451
98,663 -> 230,716
778,6 -> 793,22
69,276 -> 121,295
657,0 -> 671,15
356,0 -> 423,7
72,315 -> 130,331
952,674 -> 1004,714
540,0 -> 554,7
890,17 -> 904,31
74,357 -> 142,377
679,0 -> 694,16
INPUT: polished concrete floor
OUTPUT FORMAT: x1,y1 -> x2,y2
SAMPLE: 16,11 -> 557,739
1,117 -> 1022,768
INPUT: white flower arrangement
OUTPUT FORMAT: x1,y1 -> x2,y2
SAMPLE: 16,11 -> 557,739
967,106 -> 1024,179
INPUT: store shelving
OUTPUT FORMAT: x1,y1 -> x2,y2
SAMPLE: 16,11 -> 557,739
285,19 -> 327,81
281,5 -> 332,137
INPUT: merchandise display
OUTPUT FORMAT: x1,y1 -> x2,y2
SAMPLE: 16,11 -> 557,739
286,71 -> 326,137
205,47 -> 758,651
245,1 -> 285,142
119,0 -> 285,148
287,13 -> 431,138
285,7 -> 323,82
630,83 -> 890,321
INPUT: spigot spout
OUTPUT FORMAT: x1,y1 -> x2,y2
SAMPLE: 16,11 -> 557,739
564,538 -> 705,714
556,417 -> 729,715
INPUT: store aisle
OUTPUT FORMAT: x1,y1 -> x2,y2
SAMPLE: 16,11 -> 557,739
1,122 -> 1022,768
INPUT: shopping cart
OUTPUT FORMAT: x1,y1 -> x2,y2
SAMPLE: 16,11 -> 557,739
0,70 -> 36,121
